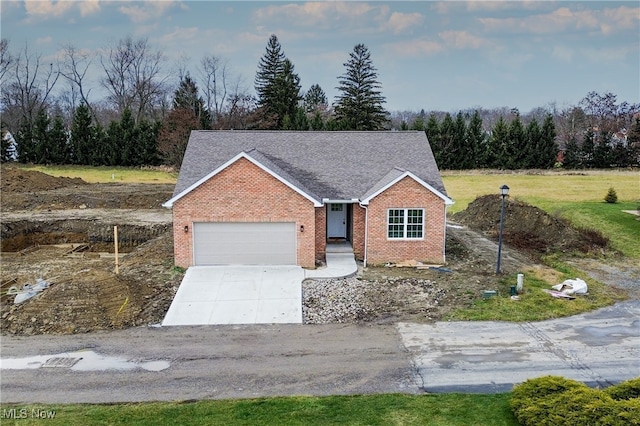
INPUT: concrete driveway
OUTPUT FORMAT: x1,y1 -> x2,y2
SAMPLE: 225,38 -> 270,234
398,300 -> 640,393
162,265 -> 304,326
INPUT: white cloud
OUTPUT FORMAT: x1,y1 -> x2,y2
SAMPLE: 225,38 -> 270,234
35,36 -> 53,45
439,31 -> 489,50
479,5 -> 638,36
383,39 -> 443,57
382,12 -> 424,35
118,0 -> 187,24
24,0 -> 74,19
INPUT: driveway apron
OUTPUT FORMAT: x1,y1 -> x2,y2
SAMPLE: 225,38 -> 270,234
162,266 -> 304,325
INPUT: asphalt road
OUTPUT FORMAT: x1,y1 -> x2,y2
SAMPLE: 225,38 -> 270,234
1,301 -> 638,404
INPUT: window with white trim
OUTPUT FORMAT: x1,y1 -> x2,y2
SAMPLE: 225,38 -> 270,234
387,208 -> 424,239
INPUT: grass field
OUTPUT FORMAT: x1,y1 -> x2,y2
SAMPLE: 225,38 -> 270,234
15,164 -> 178,184
442,170 -> 640,259
0,394 -> 518,426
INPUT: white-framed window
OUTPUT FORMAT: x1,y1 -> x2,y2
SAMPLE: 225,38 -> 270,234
387,208 -> 424,239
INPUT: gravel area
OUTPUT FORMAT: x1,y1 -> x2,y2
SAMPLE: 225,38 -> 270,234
303,275 -> 448,324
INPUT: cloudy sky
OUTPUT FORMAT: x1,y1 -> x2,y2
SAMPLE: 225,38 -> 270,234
1,1 -> 638,113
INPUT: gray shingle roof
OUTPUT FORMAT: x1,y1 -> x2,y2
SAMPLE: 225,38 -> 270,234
170,130 -> 449,204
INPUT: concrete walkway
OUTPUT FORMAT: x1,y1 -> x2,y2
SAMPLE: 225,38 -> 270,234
305,242 -> 359,279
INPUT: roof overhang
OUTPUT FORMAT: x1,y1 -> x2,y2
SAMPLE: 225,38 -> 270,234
162,151 -> 323,208
321,198 -> 361,204
359,171 -> 454,206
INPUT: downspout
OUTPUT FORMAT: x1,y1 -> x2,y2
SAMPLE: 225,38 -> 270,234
359,202 -> 369,267
443,203 -> 448,264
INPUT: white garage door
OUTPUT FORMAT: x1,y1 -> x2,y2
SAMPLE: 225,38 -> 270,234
193,222 -> 297,265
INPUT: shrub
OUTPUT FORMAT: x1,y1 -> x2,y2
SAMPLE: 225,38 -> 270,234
604,187 -> 618,203
606,377 -> 640,400
511,376 -> 640,426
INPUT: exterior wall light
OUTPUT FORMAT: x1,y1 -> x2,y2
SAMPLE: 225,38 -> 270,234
300,225 -> 304,232
184,225 -> 189,233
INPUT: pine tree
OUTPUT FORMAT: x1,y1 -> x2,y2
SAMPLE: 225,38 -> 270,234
453,112 -> 469,169
32,110 -> 50,164
538,114 -> 558,168
16,118 -> 35,164
270,59 -> 301,127
70,103 -> 94,165
487,116 -> 509,168
507,114 -> 526,169
48,115 -> 69,164
425,114 -> 441,165
254,34 -> 291,129
334,44 -> 387,130
562,135 -> 581,169
524,117 -> 541,168
593,130 -> 612,168
174,73 -> 211,129
303,84 -> 327,113
465,110 -> 484,169
582,128 -> 596,168
438,113 -> 455,169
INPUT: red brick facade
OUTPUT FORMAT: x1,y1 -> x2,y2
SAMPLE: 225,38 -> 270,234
364,176 -> 446,265
172,160 -> 447,268
172,158 -> 317,268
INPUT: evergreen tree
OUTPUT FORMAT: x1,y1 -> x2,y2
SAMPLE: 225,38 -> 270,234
453,112 -> 469,169
627,117 -> 640,166
293,106 -> 309,130
254,34 -> 287,128
32,110 -> 51,164
70,104 -> 94,165
411,115 -> 425,131
15,118 -> 35,164
270,59 -> 301,128
104,119 -> 124,166
538,114 -> 558,168
174,73 -> 211,129
334,44 -> 387,130
48,115 -> 69,164
507,114 -> 526,169
465,110 -> 484,169
562,135 -> 581,169
303,84 -> 327,113
119,108 -> 137,166
524,117 -> 541,168
425,114 -> 441,165
487,116 -> 509,168
593,130 -> 612,168
310,111 -> 324,130
438,113 -> 455,169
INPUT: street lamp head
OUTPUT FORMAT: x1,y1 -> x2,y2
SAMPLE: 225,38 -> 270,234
500,184 -> 510,197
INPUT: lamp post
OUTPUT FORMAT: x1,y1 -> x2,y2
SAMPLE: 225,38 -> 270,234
496,184 -> 510,274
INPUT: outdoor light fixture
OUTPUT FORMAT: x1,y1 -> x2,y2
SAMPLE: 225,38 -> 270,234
496,184 -> 510,274
300,225 -> 305,233
184,225 -> 189,233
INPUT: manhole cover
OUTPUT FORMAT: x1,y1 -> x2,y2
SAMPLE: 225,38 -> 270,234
41,357 -> 82,368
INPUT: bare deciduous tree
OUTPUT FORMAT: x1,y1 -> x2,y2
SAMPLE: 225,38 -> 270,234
100,37 -> 169,123
1,43 -> 60,135
199,54 -> 230,125
59,44 -> 96,120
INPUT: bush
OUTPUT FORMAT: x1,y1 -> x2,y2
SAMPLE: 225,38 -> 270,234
511,376 -> 640,426
605,187 -> 618,203
606,377 -> 640,400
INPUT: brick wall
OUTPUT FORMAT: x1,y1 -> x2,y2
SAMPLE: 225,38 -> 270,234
365,176 -> 446,265
314,207 -> 326,263
352,204 -> 366,260
172,157 -> 317,268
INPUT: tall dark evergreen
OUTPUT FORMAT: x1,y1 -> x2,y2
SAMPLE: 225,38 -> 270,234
271,59 -> 302,127
70,104 -> 96,165
465,110 -> 484,168
437,113 -> 455,169
538,114 -> 558,168
334,44 -> 387,130
452,112 -> 468,169
174,73 -> 210,129
425,114 -> 441,165
254,34 -> 286,128
524,117 -> 541,168
32,110 -> 50,164
303,84 -> 328,113
487,116 -> 509,168
507,114 -> 526,169
582,128 -> 596,168
562,135 -> 582,169
48,115 -> 69,164
15,119 -> 35,164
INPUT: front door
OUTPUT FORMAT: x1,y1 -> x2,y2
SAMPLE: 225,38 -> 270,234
327,203 -> 347,239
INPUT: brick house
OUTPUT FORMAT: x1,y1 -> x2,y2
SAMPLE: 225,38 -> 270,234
163,131 -> 454,269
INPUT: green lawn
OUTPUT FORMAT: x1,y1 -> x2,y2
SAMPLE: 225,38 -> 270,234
0,394 -> 518,426
443,170 -> 640,259
14,164 -> 178,184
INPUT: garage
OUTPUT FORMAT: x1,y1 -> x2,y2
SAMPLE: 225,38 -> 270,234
193,222 -> 297,265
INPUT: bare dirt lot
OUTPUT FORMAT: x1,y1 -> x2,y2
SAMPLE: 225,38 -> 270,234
1,166 -> 636,335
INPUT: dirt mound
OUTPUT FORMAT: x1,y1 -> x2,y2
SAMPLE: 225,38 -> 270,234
1,167 -> 87,193
451,195 -> 609,258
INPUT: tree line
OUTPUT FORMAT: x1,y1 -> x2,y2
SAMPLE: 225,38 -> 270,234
1,35 -> 638,169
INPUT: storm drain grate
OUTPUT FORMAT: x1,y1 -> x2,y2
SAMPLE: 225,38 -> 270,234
41,357 -> 82,368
